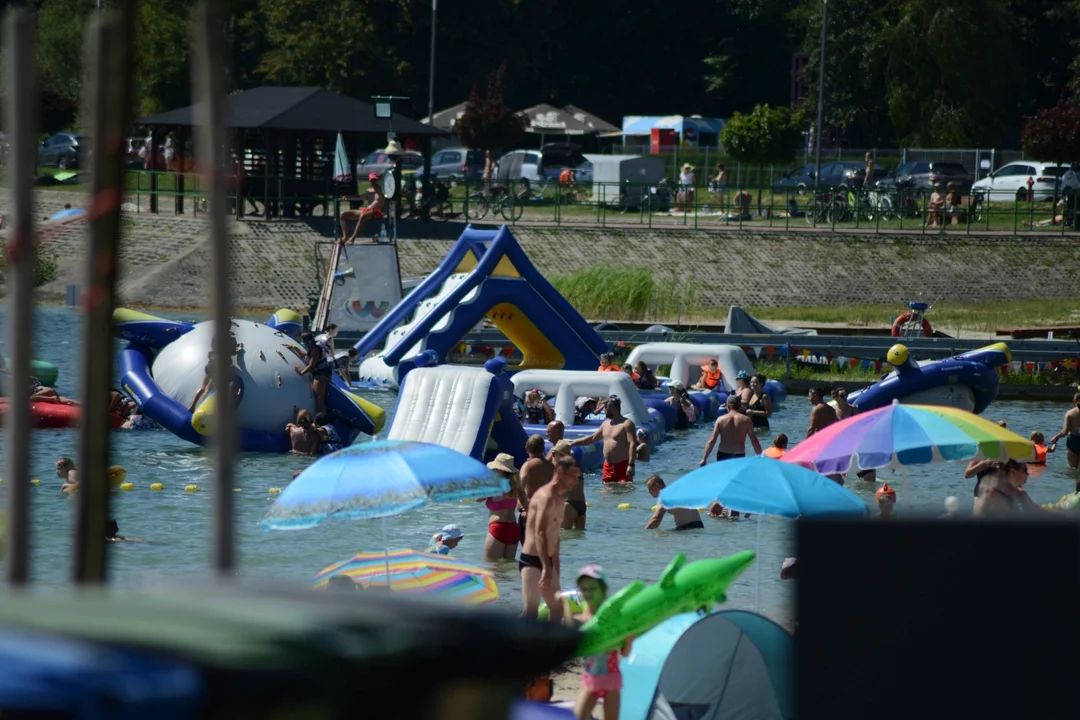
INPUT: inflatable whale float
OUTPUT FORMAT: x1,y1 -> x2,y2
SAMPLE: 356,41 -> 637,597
848,342 -> 1009,415
113,308 -> 385,452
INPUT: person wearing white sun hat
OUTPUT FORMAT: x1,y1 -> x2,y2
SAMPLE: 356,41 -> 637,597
479,452 -> 527,562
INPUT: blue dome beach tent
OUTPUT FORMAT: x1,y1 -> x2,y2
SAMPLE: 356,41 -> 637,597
619,610 -> 794,720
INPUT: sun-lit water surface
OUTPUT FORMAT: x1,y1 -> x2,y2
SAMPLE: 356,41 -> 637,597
1,306 -> 1076,623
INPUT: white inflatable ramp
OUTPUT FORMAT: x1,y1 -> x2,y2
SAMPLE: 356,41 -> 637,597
387,365 -> 527,466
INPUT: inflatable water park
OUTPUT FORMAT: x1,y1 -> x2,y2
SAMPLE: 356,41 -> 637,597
58,223 -> 1022,458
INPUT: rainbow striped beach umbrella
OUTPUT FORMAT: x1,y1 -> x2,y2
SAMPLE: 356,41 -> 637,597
784,400 -> 1034,475
312,549 -> 499,606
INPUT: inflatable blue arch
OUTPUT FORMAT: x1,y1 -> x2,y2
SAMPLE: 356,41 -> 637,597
114,308 -> 385,453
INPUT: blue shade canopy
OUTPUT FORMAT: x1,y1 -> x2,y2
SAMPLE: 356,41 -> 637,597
659,456 -> 869,519
262,440 -> 509,530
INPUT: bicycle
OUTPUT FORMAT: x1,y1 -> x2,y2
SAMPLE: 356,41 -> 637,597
464,183 -> 524,222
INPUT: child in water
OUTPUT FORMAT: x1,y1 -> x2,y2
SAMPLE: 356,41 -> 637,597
566,564 -> 631,720
1030,431 -> 1053,465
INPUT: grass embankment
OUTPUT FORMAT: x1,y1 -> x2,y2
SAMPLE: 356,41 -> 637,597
549,264 -> 705,321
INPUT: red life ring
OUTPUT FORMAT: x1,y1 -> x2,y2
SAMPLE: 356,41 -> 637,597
891,313 -> 933,338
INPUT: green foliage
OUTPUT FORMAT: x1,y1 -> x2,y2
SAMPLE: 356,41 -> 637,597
720,104 -> 802,166
0,246 -> 60,287
454,62 -> 525,151
549,264 -> 704,321
1022,102 -> 1080,163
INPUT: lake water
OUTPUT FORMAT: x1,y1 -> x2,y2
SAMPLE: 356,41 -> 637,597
2,306 -> 1076,623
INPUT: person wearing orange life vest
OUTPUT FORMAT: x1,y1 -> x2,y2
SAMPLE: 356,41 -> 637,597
691,358 -> 723,390
597,352 -> 621,373
876,483 -> 897,519
763,433 -> 788,459
1029,431 -> 1053,465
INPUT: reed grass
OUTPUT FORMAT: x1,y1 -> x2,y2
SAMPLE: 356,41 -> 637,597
549,264 -> 705,322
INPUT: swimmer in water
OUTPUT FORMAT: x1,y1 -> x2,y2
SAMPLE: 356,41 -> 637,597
56,457 -> 78,493
286,409 -> 321,455
106,518 -> 143,543
644,475 -> 703,530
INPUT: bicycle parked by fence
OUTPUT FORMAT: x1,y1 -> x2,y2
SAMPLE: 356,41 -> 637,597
464,182 -> 525,222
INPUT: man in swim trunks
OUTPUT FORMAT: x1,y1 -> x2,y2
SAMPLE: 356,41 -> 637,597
558,439 -> 587,530
1049,392 -> 1080,469
570,395 -> 637,483
700,396 -> 761,466
806,386 -> 838,438
519,435 -> 555,546
521,455 -> 579,621
339,172 -> 387,244
701,396 -> 761,517
644,475 -> 704,530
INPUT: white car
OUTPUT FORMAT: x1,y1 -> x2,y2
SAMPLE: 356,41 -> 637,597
970,161 -> 1079,202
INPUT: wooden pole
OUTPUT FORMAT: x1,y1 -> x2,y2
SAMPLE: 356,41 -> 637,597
193,2 -> 237,575
72,2 -> 136,584
3,8 -> 38,586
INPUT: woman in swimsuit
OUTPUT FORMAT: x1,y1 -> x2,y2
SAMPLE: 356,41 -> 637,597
295,331 -> 332,415
664,381 -> 698,429
734,371 -> 753,406
480,453 -> 528,562
522,389 -> 554,425
974,460 -> 1043,516
745,374 -> 773,430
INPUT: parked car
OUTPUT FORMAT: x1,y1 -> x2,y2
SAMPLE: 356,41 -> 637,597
38,133 -> 84,169
970,161 -> 1080,202
774,161 -> 885,193
429,147 -> 485,183
356,149 -> 424,178
772,164 -> 818,195
881,161 -> 972,195
495,144 -> 586,183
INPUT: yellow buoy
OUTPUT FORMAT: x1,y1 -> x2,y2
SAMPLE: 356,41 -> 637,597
268,487 -> 282,495
233,488 -> 243,493
108,466 -> 126,489
651,504 -> 660,511
185,484 -> 198,493
30,479 -> 40,486
150,482 -> 164,491
617,503 -> 631,510
120,482 -> 134,491
585,502 -> 590,508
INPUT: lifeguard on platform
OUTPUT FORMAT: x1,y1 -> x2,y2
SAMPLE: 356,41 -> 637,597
338,171 -> 387,245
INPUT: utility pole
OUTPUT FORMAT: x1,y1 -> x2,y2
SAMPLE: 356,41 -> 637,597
813,0 -> 828,188
427,0 -> 437,125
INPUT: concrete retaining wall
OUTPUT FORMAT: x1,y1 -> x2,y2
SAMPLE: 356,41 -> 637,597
4,195 -> 1074,312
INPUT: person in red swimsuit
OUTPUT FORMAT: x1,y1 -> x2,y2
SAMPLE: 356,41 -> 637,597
570,395 -> 637,483
480,453 -> 527,561
338,172 -> 387,244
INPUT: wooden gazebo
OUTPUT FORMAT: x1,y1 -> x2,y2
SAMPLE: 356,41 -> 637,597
137,86 -> 446,217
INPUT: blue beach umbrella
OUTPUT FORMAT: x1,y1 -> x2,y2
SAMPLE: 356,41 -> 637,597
659,455 -> 869,519
660,456 -> 868,610
48,207 -> 85,221
261,440 -> 509,531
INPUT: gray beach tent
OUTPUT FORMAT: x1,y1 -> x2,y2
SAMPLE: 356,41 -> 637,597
725,306 -> 816,336
620,610 -> 795,720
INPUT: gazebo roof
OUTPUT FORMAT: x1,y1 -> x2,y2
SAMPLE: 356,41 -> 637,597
137,86 -> 445,136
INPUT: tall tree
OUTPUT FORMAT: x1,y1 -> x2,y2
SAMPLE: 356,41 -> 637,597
1021,101 -> 1080,203
720,104 -> 802,212
454,61 -> 525,151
